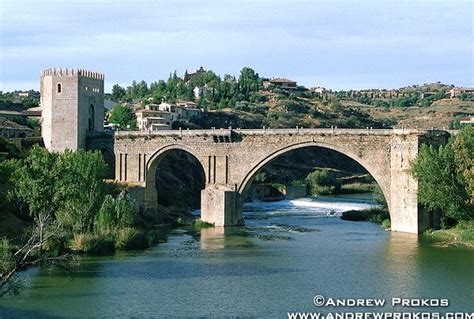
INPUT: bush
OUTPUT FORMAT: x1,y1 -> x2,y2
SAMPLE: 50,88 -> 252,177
194,219 -> 214,230
115,228 -> 149,250
72,233 -> 115,255
341,208 -> 389,224
382,219 -> 391,229
306,169 -> 341,195
249,93 -> 268,103
280,100 -> 309,114
95,191 -> 137,233
341,210 -> 369,221
44,233 -> 69,257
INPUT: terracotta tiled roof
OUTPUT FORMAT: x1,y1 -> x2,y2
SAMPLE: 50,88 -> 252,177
270,77 -> 297,84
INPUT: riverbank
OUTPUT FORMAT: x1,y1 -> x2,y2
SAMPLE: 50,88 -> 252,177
422,221 -> 474,248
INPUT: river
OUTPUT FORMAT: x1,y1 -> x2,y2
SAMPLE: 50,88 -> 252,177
1,195 -> 473,318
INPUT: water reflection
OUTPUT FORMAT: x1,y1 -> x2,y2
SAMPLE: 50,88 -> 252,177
200,226 -> 255,250
1,196 -> 473,317
382,232 -> 421,298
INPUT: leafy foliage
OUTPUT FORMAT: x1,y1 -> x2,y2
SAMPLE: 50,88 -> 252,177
108,104 -> 137,129
96,192 -> 137,233
411,126 -> 473,224
306,169 -> 341,195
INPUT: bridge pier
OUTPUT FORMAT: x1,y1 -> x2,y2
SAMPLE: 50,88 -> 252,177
201,186 -> 243,226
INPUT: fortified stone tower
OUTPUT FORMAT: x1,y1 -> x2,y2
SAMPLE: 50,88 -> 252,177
40,68 -> 105,152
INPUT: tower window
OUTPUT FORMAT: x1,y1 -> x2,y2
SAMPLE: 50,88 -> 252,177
57,83 -> 62,93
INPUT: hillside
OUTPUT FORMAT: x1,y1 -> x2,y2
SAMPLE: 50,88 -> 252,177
107,69 -> 473,130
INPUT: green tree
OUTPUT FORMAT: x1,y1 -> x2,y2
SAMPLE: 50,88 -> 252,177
55,150 -> 108,233
239,67 -> 259,99
108,105 -> 137,129
330,100 -> 343,112
451,126 -> 474,207
411,128 -> 473,224
95,192 -> 137,233
111,84 -> 126,101
12,147 -> 61,251
306,169 -> 341,195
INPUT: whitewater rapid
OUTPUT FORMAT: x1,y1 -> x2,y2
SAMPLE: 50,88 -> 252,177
243,195 -> 377,216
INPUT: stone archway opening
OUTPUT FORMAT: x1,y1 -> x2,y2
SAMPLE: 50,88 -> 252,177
145,148 -> 206,218
236,144 -> 390,223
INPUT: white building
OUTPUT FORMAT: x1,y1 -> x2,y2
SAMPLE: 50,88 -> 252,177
135,105 -> 172,131
449,87 -> 474,98
158,102 -> 203,124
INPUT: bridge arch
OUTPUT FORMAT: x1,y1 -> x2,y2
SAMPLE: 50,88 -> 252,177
237,141 -> 391,216
144,144 -> 207,213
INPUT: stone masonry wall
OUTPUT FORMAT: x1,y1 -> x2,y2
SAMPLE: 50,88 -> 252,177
112,128 -> 426,233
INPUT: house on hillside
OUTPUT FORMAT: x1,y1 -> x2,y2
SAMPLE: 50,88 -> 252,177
459,116 -> 474,125
420,92 -> 437,99
158,102 -> 202,124
268,78 -> 297,90
193,86 -> 209,99
449,87 -> 474,98
135,105 -> 172,131
310,86 -> 327,95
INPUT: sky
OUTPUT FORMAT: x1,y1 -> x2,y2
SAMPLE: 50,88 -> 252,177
0,0 -> 472,92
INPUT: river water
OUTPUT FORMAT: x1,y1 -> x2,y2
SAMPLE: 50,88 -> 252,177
1,195 -> 473,318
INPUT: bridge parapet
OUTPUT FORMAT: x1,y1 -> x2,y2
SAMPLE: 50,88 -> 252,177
114,128 -> 426,139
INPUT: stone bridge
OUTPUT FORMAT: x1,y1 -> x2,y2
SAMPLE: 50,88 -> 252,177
90,128 -> 450,234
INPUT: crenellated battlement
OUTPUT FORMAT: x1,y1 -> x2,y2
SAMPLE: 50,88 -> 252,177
41,68 -> 105,80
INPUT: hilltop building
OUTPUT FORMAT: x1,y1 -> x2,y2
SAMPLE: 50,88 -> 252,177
40,68 -> 105,152
310,86 -> 327,95
459,116 -> 474,125
449,87 -> 474,98
264,78 -> 297,90
183,66 -> 206,82
158,102 -> 202,123
135,104 -> 171,131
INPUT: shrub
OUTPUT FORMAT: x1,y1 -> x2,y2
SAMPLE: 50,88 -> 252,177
306,169 -> 341,195
194,219 -> 214,230
249,93 -> 268,103
72,233 -> 115,255
341,208 -> 389,224
115,228 -> 149,250
280,100 -> 309,114
341,210 -> 369,221
382,219 -> 391,229
95,191 -> 137,233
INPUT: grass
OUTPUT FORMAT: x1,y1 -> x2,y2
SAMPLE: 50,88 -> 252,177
193,219 -> 214,230
423,220 -> 474,248
72,233 -> 115,255
115,228 -> 149,250
339,183 -> 376,194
